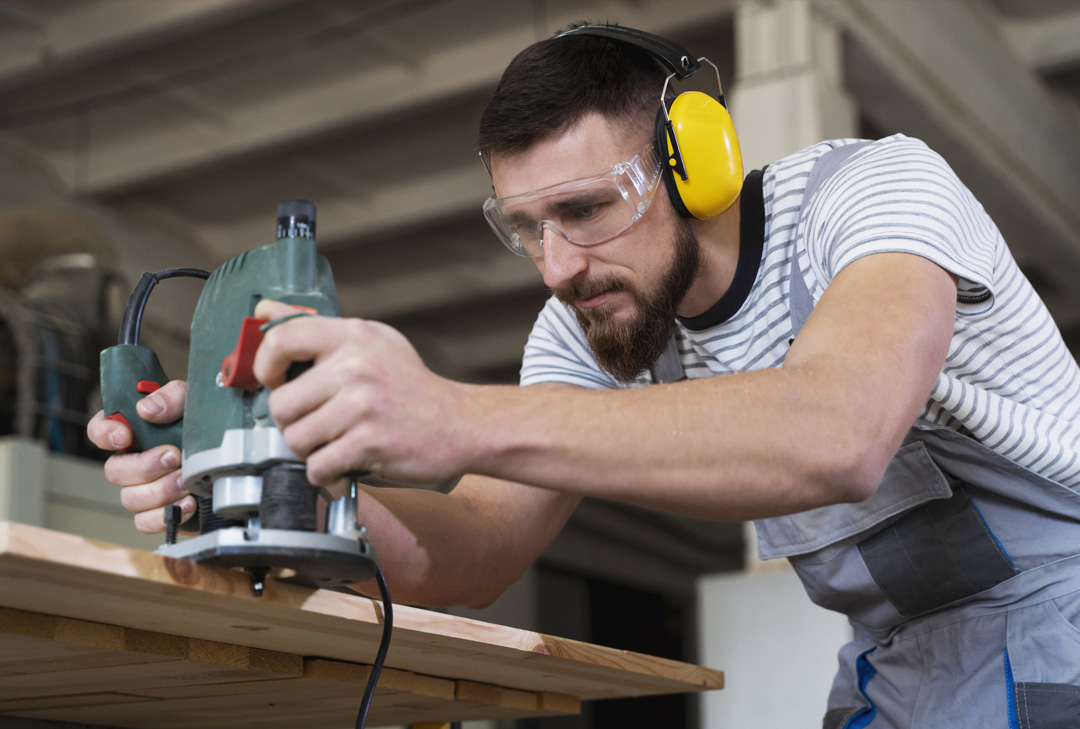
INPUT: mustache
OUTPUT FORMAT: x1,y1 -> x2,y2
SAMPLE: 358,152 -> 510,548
552,274 -> 632,305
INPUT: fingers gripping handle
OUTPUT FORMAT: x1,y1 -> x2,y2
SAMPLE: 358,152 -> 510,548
100,344 -> 182,453
264,311 -> 317,381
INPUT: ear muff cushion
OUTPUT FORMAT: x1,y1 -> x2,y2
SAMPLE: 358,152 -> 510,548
657,91 -> 744,220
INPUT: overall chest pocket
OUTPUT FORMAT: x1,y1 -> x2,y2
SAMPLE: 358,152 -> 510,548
761,437 -> 1027,625
857,480 -> 1019,617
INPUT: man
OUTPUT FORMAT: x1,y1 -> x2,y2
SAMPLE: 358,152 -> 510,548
89,25 -> 1080,728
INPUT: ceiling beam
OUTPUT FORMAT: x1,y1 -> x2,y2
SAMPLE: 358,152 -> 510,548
0,1 -> 279,94
124,65 -> 228,129
114,193 -> 543,326
67,0 -> 735,196
337,253 -> 542,322
0,3 -> 48,30
999,5 -> 1080,74
818,0 -> 1080,297
197,163 -> 491,258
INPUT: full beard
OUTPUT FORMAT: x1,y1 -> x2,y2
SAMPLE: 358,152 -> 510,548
555,219 -> 702,383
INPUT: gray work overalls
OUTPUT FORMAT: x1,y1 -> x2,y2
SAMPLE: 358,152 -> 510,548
652,145 -> 1080,728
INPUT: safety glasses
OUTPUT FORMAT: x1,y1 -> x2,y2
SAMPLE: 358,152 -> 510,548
482,142 -> 663,258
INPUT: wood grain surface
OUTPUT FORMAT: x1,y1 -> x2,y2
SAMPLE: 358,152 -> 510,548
0,521 -> 723,727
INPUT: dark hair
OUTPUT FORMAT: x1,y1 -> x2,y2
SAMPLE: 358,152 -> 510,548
477,22 -> 668,159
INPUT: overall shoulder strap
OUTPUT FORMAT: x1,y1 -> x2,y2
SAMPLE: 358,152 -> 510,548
650,336 -> 686,384
789,141 -> 872,339
651,141 -> 872,383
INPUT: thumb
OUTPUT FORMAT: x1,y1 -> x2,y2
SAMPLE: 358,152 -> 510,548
135,379 -> 188,423
253,299 -> 300,321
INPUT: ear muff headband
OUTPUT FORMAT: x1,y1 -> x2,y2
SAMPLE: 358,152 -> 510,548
556,25 -> 744,219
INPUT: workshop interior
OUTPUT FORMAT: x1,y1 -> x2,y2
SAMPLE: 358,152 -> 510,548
1,1 -> 1079,727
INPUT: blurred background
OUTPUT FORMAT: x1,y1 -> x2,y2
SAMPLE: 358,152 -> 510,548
0,1 -> 1078,727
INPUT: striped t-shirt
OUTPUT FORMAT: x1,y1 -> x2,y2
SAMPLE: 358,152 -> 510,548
520,134 -> 1080,489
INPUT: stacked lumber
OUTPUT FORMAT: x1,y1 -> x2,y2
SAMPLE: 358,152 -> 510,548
0,606 -> 577,727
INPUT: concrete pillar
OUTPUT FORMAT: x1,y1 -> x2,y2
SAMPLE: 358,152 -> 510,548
0,437 -> 47,527
729,0 -> 857,575
695,11 -> 857,725
730,0 -> 858,171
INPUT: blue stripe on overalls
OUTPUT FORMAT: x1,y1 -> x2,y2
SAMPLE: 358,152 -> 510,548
844,648 -> 878,729
1005,650 -> 1019,729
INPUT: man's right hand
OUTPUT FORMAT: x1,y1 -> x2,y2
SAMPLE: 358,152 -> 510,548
86,380 -> 196,534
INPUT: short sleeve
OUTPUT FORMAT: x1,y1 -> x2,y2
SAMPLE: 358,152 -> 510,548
801,135 -> 998,311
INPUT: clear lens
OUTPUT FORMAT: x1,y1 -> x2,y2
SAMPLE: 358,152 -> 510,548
486,179 -> 634,257
483,142 -> 661,258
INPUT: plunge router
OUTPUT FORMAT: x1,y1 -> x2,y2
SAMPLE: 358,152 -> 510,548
100,199 -> 377,596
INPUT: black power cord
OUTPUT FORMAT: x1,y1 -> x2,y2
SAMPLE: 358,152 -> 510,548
354,564 -> 393,729
117,268 -> 210,345
349,570 -> 463,729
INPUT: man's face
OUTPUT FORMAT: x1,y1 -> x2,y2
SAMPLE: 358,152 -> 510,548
490,114 -> 702,382
554,217 -> 700,382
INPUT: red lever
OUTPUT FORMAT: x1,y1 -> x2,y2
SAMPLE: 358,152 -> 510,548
105,412 -> 132,429
104,412 -> 133,453
220,306 -> 318,391
136,380 -> 161,394
220,317 -> 266,390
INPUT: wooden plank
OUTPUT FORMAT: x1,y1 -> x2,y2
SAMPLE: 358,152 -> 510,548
538,691 -> 582,715
0,522 -> 724,701
440,680 -> 580,722
0,608 -> 575,728
0,607 -> 177,676
13,676 -> 451,729
0,692 -> 151,712
456,680 -> 538,712
0,630 -> 303,701
4,646 -> 570,729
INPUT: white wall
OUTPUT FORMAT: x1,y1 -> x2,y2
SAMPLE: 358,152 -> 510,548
697,568 -> 852,728
0,436 -> 161,551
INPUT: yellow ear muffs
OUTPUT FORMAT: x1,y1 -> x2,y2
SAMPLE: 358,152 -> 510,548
656,91 -> 744,220
554,24 -> 744,218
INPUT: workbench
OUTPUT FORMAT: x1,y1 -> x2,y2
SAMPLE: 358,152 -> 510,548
0,521 -> 724,727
